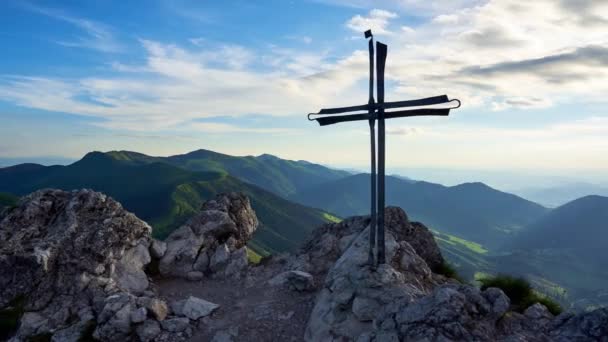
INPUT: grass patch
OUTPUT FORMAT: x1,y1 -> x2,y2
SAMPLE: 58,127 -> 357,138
0,296 -> 26,340
479,274 -> 562,315
432,230 -> 488,254
322,212 -> 342,223
434,261 -> 464,283
247,248 -> 263,264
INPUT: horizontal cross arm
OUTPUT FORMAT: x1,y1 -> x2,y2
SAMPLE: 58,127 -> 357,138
313,108 -> 451,126
313,95 -> 450,116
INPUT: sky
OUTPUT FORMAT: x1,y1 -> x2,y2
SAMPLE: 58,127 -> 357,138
1,0 -> 607,189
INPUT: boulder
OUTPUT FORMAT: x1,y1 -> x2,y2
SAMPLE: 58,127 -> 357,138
136,319 -> 161,342
269,270 -> 314,292
304,211 -> 444,341
181,296 -> 220,320
0,189 -> 159,341
160,317 -> 191,332
159,193 -> 258,279
150,239 -> 167,259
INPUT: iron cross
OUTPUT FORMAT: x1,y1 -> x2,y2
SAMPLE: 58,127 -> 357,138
308,30 -> 461,267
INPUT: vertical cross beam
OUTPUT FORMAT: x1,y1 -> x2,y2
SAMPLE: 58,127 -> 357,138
376,42 -> 388,265
365,30 -> 377,266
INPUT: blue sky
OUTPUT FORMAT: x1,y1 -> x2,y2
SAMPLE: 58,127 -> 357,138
1,0 -> 607,188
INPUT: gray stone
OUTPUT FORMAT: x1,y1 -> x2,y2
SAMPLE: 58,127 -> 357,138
210,244 -> 230,272
193,250 -> 209,272
0,189 -> 155,341
223,247 -> 249,278
269,270 -> 314,292
352,296 -> 380,321
130,307 -> 147,323
114,243 -> 151,293
150,239 -> 167,259
136,319 -> 161,342
181,296 -> 220,320
161,317 -> 191,332
212,330 -> 234,342
158,193 -> 258,279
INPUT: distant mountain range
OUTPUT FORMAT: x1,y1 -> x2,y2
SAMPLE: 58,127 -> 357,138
508,195 -> 608,256
492,195 -> 608,309
0,151 -> 341,255
514,183 -> 608,208
103,149 -> 350,197
293,173 -> 547,249
2,148 -> 608,310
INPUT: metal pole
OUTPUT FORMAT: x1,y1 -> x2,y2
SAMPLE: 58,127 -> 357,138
376,42 -> 387,264
364,30 -> 376,267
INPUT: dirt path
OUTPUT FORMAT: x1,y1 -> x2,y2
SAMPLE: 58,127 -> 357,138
154,268 -> 318,341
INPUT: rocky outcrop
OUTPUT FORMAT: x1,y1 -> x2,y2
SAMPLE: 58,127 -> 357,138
304,207 -> 447,341
0,189 -> 158,340
158,192 -> 258,280
300,207 -> 608,342
2,189 -> 607,342
0,189 -> 212,342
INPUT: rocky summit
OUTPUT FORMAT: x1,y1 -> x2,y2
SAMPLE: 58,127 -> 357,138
1,189 -> 607,341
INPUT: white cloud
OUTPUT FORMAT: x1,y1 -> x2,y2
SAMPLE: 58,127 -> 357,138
2,0 -> 608,139
346,9 -> 398,35
21,2 -> 122,53
190,122 -> 296,134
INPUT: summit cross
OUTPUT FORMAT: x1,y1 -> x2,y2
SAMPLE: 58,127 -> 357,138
308,29 -> 461,267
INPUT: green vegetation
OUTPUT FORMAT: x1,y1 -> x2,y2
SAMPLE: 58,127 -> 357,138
247,248 -> 263,264
434,261 -> 464,283
433,230 -> 492,281
105,149 -> 350,197
479,274 -> 562,315
294,174 -> 547,249
0,192 -> 18,210
322,212 -> 342,223
0,296 -> 25,340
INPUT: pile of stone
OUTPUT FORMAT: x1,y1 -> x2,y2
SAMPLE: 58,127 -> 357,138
156,192 -> 258,281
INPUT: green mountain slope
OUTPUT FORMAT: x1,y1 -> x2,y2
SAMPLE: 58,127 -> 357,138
0,192 -> 18,211
508,195 -> 608,257
293,174 -> 548,248
105,149 -> 350,197
0,152 -> 335,254
492,195 -> 608,310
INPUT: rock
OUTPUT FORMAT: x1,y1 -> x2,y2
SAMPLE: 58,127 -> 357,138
352,296 -> 381,321
550,307 -> 608,341
161,317 -> 191,332
146,298 -> 169,321
212,330 -> 234,342
170,299 -> 187,317
483,287 -> 510,317
114,243 -> 151,294
305,216 -> 441,341
0,189 -> 156,341
94,300 -> 133,340
269,270 -> 314,292
210,244 -> 230,272
193,250 -> 209,272
150,239 -> 167,259
181,296 -> 220,320
223,247 -> 249,278
136,319 -> 161,342
131,307 -> 147,323
159,193 -> 258,279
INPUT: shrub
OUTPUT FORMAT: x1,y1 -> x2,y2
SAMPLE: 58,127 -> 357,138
479,274 -> 562,315
434,261 -> 464,283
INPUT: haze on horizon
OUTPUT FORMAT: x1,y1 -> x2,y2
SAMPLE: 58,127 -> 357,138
1,0 -> 607,188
